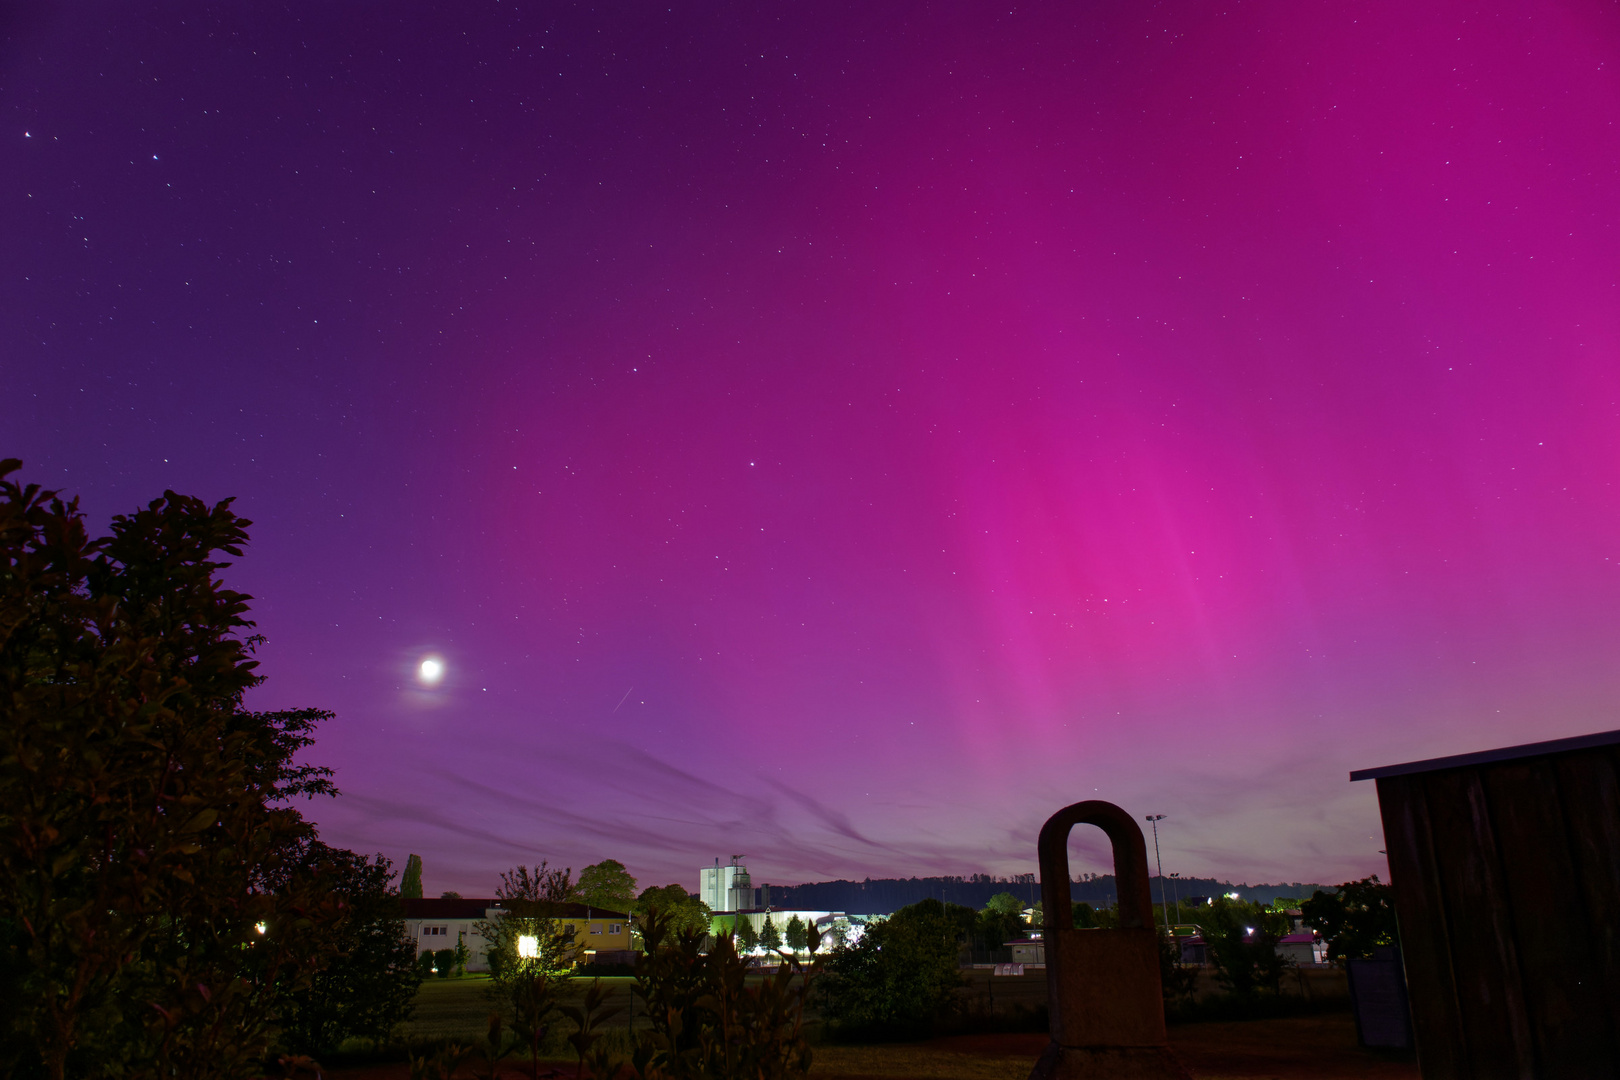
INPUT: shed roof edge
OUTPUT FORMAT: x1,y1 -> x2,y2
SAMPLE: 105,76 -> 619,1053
1349,728 -> 1620,782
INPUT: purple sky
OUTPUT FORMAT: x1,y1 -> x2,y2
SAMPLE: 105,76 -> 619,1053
7,2 -> 1620,896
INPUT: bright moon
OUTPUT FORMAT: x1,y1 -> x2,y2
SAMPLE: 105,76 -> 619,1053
418,657 -> 445,685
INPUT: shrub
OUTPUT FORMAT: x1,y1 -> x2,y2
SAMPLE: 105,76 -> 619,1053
1196,898 -> 1292,997
278,846 -> 421,1054
606,909 -> 813,1079
1300,877 -> 1397,965
818,899 -> 965,1040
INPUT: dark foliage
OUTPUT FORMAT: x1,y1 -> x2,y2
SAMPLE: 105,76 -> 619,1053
973,907 -> 1027,949
1300,876 -> 1397,966
1195,897 -> 1293,998
606,909 -> 813,1080
0,461 -> 344,1080
479,862 -> 578,1079
1157,932 -> 1200,1009
631,884 -> 711,942
278,846 -> 421,1054
817,899 -> 966,1039
576,859 -> 637,913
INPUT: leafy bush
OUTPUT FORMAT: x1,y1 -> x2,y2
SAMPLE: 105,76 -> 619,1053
278,846 -> 421,1054
1196,897 -> 1293,997
632,884 -> 712,942
1157,933 -> 1200,1008
478,863 -> 579,1080
1300,876 -> 1396,965
817,899 -> 965,1040
608,910 -> 813,1080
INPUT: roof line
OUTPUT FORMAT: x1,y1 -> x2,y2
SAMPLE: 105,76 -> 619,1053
1349,728 -> 1620,782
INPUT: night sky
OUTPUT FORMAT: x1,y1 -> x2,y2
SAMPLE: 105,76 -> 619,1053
7,2 -> 1620,895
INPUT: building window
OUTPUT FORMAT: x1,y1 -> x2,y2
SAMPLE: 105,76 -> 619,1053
610,924 -> 622,934
589,923 -> 603,935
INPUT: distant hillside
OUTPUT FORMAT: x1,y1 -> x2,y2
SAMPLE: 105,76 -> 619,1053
758,875 -> 1335,914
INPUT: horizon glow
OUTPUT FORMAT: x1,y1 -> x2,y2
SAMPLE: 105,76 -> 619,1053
6,1 -> 1620,895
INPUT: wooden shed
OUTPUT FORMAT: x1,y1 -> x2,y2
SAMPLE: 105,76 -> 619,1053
1352,729 -> 1620,1079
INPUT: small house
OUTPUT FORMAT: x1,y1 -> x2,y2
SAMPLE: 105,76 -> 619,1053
1275,931 -> 1320,965
1006,937 -> 1046,965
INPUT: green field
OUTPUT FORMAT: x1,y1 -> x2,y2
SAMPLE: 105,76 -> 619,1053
400,975 -> 644,1048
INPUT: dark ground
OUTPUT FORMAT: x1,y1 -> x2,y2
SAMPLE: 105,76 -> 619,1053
327,969 -> 1416,1080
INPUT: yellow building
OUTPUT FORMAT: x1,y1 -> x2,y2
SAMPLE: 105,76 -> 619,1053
551,901 -> 635,962
402,898 -> 632,970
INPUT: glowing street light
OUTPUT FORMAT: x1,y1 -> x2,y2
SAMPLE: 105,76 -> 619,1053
254,922 -> 267,935
517,934 -> 539,959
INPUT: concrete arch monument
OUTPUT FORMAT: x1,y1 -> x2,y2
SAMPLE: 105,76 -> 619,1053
1028,800 -> 1190,1080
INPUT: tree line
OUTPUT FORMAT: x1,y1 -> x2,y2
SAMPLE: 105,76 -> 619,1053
765,875 -> 1331,914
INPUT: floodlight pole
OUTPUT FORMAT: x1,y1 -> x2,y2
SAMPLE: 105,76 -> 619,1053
1145,814 -> 1169,940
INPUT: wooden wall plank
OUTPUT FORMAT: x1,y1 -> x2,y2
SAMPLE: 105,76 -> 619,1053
1552,748 -> 1620,1062
1483,759 -> 1612,1074
1377,774 -> 1468,1078
1423,768 -> 1534,1079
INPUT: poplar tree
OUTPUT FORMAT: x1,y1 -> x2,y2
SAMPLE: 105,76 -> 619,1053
401,854 -> 425,898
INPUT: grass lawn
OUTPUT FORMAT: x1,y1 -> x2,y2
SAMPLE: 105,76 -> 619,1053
340,982 -> 1415,1080
806,1016 -> 1415,1080
351,971 -> 1413,1080
400,975 -> 643,1045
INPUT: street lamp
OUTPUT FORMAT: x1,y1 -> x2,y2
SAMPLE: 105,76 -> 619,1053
1145,814 -> 1169,939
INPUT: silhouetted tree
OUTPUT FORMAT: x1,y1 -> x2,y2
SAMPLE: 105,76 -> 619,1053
1301,876 -> 1397,965
0,461 -> 343,1080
